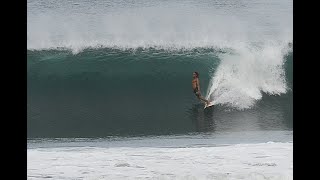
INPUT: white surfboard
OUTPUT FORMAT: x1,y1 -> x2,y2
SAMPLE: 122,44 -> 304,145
204,101 -> 214,109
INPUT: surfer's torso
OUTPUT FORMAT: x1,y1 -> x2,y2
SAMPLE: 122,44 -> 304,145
192,78 -> 198,90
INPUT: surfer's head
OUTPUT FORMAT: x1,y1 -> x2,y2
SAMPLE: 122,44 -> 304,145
193,72 -> 199,78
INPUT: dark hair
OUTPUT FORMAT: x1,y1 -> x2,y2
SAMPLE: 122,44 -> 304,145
194,71 -> 199,77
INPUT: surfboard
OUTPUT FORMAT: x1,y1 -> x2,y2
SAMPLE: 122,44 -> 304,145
204,101 -> 214,109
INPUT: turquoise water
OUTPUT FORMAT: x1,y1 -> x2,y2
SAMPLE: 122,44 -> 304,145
27,0 -> 292,138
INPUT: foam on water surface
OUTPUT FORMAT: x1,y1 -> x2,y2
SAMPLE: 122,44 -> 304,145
28,142 -> 292,179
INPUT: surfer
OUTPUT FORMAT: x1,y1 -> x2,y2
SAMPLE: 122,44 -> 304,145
192,72 -> 210,106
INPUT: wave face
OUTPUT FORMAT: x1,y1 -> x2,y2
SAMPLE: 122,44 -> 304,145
27,0 -> 292,137
27,48 -> 292,137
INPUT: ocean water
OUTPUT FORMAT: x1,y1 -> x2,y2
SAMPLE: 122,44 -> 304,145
27,0 -> 293,179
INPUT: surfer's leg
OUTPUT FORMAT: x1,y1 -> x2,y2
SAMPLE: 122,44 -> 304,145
197,93 -> 209,105
200,97 -> 209,105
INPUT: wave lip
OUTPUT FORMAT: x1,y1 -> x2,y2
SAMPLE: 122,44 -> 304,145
27,0 -> 292,54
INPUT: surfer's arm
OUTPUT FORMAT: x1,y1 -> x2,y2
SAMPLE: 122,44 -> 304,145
197,79 -> 200,91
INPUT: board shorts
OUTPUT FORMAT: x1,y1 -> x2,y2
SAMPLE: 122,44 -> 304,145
193,87 -> 200,97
